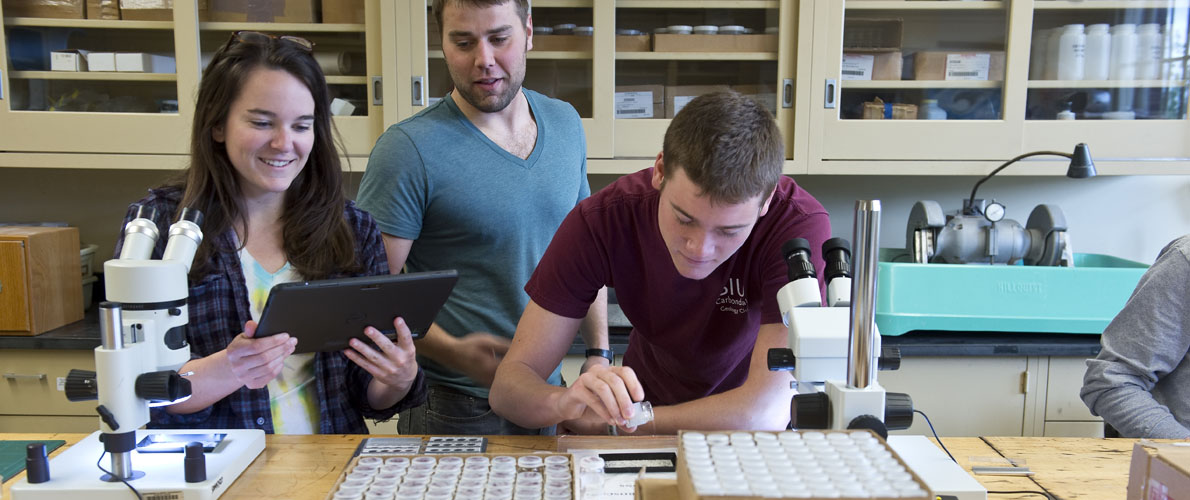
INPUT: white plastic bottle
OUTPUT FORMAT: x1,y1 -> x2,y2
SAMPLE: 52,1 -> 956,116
1109,24 -> 1138,80
1045,26 -> 1063,80
1030,28 -> 1051,80
1164,24 -> 1186,81
921,99 -> 947,120
1135,23 -> 1163,80
1084,24 -> 1111,81
1056,24 -> 1086,81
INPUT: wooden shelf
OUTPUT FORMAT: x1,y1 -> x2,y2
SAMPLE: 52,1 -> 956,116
3,17 -> 172,29
615,1 -> 778,9
325,76 -> 367,85
430,50 -> 593,60
198,22 -> 365,32
616,51 -> 778,61
1032,0 -> 1188,10
1027,79 -> 1186,89
9,71 -> 177,82
842,80 -> 1002,89
845,1 -> 1006,10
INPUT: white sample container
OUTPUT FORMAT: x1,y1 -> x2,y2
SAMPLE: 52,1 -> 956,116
1109,24 -> 1138,80
1084,24 -> 1111,81
921,99 -> 947,120
667,25 -> 693,35
1135,23 -> 1163,80
1030,28 -> 1052,80
693,25 -> 718,35
1045,26 -> 1063,79
1056,24 -> 1086,81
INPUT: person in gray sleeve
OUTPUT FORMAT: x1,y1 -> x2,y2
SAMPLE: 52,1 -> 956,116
1081,234 -> 1190,438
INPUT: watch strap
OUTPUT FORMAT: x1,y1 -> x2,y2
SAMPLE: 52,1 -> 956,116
584,348 -> 615,364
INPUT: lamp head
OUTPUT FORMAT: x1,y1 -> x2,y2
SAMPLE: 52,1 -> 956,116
1066,143 -> 1096,179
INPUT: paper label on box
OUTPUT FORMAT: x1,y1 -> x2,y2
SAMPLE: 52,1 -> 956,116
615,91 -> 654,118
841,54 -> 875,81
673,95 -> 698,115
945,53 -> 991,80
1148,478 -> 1169,499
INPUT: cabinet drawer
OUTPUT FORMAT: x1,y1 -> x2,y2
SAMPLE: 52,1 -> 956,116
1045,357 -> 1098,421
0,349 -> 95,416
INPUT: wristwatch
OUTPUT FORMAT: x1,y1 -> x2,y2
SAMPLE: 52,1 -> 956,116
585,348 -> 615,364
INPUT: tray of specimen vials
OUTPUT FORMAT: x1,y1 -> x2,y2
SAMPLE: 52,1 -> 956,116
326,452 -> 581,500
676,430 -> 931,500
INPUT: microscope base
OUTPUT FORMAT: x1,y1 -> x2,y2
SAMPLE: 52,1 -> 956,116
888,435 -> 987,500
11,429 -> 265,500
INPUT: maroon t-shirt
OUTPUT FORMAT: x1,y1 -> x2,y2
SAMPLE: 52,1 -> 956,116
525,168 -> 831,405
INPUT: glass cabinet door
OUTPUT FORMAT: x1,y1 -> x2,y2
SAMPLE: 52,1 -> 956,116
409,0 -> 611,158
611,0 -> 802,171
1022,0 -> 1190,164
810,0 -> 1019,167
198,0 -> 382,157
0,2 -> 198,154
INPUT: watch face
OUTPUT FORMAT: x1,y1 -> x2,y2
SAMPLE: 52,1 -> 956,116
985,202 -> 1006,223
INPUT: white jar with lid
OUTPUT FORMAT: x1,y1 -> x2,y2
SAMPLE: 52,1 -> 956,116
1056,24 -> 1086,81
1135,23 -> 1162,80
921,99 -> 947,120
1084,24 -> 1112,81
1109,24 -> 1137,80
1045,26 -> 1063,79
667,25 -> 693,35
693,25 -> 718,35
574,26 -> 594,36
1030,28 -> 1052,80
719,25 -> 746,35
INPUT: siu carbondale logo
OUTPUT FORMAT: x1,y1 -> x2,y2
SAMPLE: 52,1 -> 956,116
717,278 -> 748,314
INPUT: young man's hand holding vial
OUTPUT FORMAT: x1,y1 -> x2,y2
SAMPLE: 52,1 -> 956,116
553,363 -> 648,431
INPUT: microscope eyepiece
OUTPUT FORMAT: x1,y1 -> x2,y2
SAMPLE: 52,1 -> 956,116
178,207 -> 204,227
133,204 -> 158,223
822,237 -> 852,283
782,238 -> 816,282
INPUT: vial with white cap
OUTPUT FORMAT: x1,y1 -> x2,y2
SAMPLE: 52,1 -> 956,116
624,401 -> 654,428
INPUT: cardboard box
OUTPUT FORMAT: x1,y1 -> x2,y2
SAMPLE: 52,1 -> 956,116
843,17 -> 903,50
863,96 -> 916,119
2,0 -> 84,18
116,52 -> 176,73
652,34 -> 777,53
0,227 -> 84,335
50,50 -> 88,71
635,478 -> 679,500
85,51 -> 117,71
202,0 -> 318,23
532,35 -> 592,52
910,51 -> 1006,81
615,84 -> 663,119
321,0 -> 361,23
615,34 -> 650,52
842,50 -> 902,80
86,0 -> 118,18
119,0 -> 170,20
731,83 -> 778,115
1127,441 -> 1190,500
665,84 -> 731,118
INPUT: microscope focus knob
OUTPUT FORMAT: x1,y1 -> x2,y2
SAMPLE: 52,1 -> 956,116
847,414 -> 888,440
793,392 -> 830,430
767,348 -> 796,371
884,392 -> 915,431
135,370 -> 193,404
64,369 -> 98,402
878,346 -> 902,371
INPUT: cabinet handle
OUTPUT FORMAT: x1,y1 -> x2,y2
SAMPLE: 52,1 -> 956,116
371,76 -> 384,106
4,373 -> 47,381
782,79 -> 794,109
824,79 -> 836,109
411,76 -> 425,107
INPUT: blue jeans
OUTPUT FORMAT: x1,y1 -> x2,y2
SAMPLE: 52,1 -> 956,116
397,384 -> 556,436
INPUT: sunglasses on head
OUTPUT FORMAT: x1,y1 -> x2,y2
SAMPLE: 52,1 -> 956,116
226,30 -> 315,52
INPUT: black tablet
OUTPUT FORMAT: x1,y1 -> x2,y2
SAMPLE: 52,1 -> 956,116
255,270 -> 458,354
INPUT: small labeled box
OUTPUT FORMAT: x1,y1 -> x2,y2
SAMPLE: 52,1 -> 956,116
86,52 -> 117,72
116,52 -> 176,73
841,50 -> 902,81
910,51 -> 1006,81
1127,441 -> 1190,500
665,84 -> 731,118
615,85 -> 664,119
86,0 -> 119,19
0,227 -> 84,335
50,50 -> 88,71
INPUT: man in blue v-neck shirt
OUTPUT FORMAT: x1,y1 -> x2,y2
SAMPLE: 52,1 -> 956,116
356,0 -> 607,435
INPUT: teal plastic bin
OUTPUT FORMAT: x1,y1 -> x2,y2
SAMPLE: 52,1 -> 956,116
876,249 -> 1149,336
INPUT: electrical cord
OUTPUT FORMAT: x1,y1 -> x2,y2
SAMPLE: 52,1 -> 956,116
96,451 -> 144,500
914,409 -> 956,462
987,490 -> 1055,500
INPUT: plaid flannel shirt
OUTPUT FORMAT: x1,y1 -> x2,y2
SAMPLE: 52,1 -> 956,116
113,187 -> 426,434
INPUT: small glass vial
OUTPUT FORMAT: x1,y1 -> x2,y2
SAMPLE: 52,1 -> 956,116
624,401 -> 654,428
578,456 -> 605,500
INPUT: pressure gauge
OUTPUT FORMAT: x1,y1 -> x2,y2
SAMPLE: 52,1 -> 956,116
984,201 -> 1006,223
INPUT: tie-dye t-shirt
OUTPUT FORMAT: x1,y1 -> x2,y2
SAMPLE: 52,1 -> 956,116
239,248 -> 321,434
